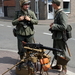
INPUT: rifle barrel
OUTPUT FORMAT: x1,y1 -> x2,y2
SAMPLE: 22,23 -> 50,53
41,46 -> 62,52
24,43 -> 62,52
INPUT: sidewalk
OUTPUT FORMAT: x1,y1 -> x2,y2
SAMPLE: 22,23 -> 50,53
0,50 -> 63,75
38,18 -> 75,25
0,17 -> 75,25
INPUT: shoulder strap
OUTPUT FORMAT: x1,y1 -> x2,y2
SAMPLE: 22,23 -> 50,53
27,10 -> 33,17
54,9 -> 62,17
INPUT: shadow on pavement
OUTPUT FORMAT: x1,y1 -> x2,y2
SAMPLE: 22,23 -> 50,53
0,57 -> 19,65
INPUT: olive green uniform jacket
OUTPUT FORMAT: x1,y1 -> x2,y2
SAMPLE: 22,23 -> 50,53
51,9 -> 68,40
12,9 -> 38,36
51,9 -> 68,56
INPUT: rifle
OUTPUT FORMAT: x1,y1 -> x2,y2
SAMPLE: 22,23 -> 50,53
23,42 -> 62,52
63,30 -> 71,57
65,42 -> 71,57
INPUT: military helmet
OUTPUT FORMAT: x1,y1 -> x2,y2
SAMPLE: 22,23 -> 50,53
52,0 -> 61,6
19,0 -> 31,7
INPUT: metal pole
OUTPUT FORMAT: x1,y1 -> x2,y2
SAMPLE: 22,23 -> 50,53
2,0 -> 4,17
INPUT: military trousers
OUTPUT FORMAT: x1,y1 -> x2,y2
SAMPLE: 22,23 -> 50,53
53,39 -> 66,59
53,39 -> 67,70
17,35 -> 34,56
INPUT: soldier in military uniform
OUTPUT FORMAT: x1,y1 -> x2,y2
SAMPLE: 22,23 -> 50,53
49,0 -> 68,73
12,0 -> 38,59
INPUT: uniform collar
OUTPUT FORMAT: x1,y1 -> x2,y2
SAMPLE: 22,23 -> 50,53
21,9 -> 29,15
55,8 -> 62,14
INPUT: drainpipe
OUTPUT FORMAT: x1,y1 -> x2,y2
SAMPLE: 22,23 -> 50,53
35,0 -> 39,19
46,0 -> 48,19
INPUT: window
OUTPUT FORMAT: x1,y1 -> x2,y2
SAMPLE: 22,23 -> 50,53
48,0 -> 52,2
63,0 -> 70,13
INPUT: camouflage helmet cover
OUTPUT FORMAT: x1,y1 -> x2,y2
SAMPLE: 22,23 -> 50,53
19,0 -> 31,7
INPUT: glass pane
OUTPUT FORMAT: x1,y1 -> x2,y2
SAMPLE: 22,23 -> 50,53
49,5 -> 53,13
48,0 -> 52,2
63,2 -> 70,12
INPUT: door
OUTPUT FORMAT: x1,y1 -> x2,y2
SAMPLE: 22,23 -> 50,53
4,6 -> 7,17
47,2 -> 54,19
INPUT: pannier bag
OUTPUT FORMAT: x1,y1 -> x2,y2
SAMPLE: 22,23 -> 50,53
40,58 -> 50,65
40,58 -> 51,71
57,55 -> 70,65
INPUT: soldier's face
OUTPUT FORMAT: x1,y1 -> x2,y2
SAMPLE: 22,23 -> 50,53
22,3 -> 30,10
52,3 -> 57,9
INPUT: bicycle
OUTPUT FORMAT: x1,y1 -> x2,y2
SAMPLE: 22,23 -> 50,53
16,43 -> 62,75
2,43 -> 62,75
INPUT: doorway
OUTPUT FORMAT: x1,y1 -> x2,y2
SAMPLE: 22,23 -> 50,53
47,1 -> 54,19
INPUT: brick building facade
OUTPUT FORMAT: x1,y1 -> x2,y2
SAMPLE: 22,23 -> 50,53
0,0 -> 2,7
0,0 -> 75,20
3,0 -> 16,17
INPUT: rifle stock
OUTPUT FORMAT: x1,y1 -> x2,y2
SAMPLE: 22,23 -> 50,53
65,42 -> 71,57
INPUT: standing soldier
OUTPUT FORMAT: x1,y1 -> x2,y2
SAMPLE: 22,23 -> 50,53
12,0 -> 38,59
49,0 -> 68,74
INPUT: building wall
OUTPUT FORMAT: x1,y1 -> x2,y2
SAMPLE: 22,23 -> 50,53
60,0 -> 75,21
38,0 -> 74,20
7,7 -> 15,17
1,0 -> 75,20
0,0 -> 2,7
0,0 -> 2,13
3,0 -> 16,17
4,0 -> 16,6
30,0 -> 35,11
38,0 -> 46,19
69,0 -> 75,19
15,0 -> 20,11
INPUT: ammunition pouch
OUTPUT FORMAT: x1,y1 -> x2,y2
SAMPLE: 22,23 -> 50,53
30,57 -> 38,63
13,28 -> 17,37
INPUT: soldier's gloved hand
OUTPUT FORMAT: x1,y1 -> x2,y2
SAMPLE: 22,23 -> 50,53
50,22 -> 54,28
49,28 -> 53,33
25,16 -> 31,21
18,16 -> 25,21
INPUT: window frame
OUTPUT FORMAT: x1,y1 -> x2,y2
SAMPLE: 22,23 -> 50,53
63,0 -> 71,13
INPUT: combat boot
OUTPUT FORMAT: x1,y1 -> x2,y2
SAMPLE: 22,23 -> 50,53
20,55 -> 24,59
